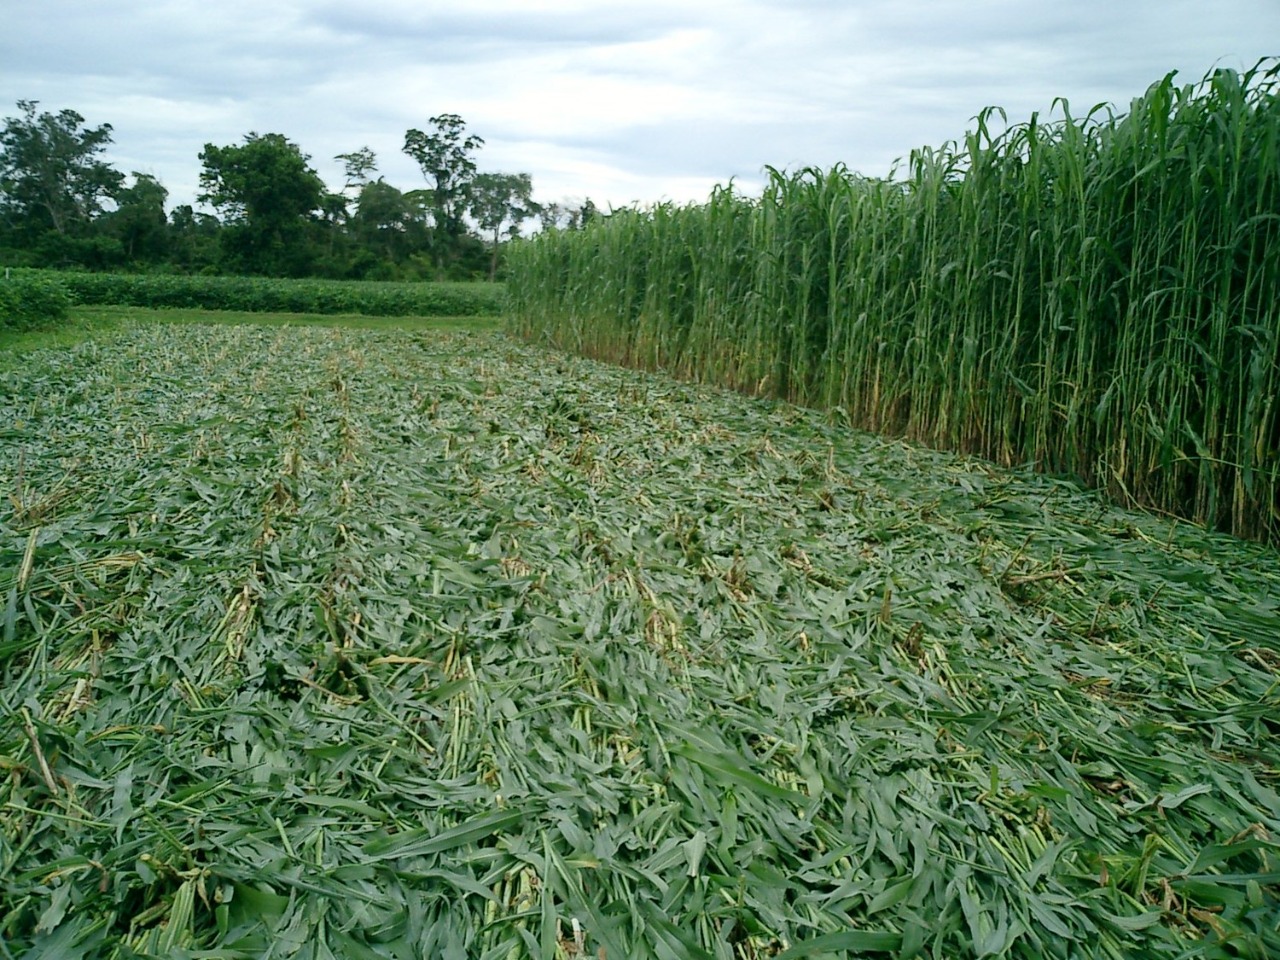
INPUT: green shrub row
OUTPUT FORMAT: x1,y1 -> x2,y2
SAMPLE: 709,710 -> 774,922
13,271 -> 506,317
0,273 -> 70,333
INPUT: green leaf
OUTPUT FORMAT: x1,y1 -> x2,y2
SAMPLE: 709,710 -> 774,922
774,929 -> 902,958
363,808 -> 527,860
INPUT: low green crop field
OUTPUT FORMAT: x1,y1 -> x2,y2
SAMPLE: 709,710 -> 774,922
1,320 -> 1278,958
13,271 -> 507,319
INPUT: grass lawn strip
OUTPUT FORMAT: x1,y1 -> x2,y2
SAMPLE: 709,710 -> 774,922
1,322 -> 1277,958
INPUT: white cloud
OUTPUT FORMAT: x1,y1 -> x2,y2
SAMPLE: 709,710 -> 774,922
2,0 -> 1277,212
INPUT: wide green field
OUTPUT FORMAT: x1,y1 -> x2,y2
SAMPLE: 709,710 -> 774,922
1,315 -> 1278,958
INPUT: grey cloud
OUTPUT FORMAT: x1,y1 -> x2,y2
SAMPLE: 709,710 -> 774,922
311,4 -> 684,54
2,0 -> 1277,212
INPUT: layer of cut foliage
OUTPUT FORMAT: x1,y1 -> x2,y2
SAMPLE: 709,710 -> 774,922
1,324 -> 1277,958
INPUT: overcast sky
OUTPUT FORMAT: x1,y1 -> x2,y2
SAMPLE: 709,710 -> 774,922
3,1 -> 1277,215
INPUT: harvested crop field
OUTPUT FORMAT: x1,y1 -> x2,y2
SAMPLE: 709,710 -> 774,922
2,322 -> 1278,958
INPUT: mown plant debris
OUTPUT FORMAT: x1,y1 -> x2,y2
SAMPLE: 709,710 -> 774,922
2,324 -> 1277,958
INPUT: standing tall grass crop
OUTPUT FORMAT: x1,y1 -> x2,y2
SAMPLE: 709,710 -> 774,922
507,61 -> 1280,546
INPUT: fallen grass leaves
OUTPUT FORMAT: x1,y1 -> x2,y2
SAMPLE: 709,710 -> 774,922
0,322 -> 1277,958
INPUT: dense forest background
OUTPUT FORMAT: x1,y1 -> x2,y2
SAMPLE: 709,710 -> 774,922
0,102 -> 596,280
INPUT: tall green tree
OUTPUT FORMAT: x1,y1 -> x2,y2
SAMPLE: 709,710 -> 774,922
168,204 -> 220,273
402,114 -> 484,264
350,179 -> 416,267
198,133 -> 326,276
0,100 -> 124,254
335,146 -> 378,197
570,198 -> 599,230
538,198 -> 600,231
104,172 -> 168,262
468,172 -> 538,279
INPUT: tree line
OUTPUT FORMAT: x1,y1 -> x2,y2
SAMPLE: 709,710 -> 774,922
0,101 -> 598,280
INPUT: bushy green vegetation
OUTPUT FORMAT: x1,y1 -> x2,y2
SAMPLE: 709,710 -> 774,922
0,271 -> 69,332
16,269 -> 505,317
507,62 -> 1280,547
2,323 -> 1278,957
1,105 -> 568,279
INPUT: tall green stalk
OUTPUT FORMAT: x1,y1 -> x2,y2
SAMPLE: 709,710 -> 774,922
507,61 -> 1280,546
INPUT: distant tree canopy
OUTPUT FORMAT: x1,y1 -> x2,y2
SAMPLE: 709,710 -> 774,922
107,173 -> 169,262
403,113 -> 485,270
335,146 -> 378,196
0,101 -> 124,238
469,172 -> 539,280
198,133 -> 326,276
0,100 -> 126,266
0,101 -> 592,279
